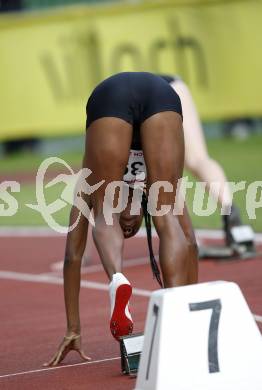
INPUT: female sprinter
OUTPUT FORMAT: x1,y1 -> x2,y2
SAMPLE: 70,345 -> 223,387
160,75 -> 242,245
44,72 -> 198,367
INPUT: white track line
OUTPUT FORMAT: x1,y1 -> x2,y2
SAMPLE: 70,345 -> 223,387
0,226 -> 148,238
0,226 -> 262,242
0,226 -> 65,237
0,271 -> 151,297
0,356 -> 120,380
49,256 -> 150,273
0,270 -> 261,322
254,314 -> 262,322
0,226 -> 149,237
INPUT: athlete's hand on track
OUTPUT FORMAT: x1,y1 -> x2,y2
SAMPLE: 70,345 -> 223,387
43,333 -> 91,367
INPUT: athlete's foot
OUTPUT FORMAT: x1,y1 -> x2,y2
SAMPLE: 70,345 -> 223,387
109,273 -> 133,341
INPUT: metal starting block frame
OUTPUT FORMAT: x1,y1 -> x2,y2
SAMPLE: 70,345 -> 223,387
199,245 -> 257,260
120,333 -> 144,375
199,225 -> 258,260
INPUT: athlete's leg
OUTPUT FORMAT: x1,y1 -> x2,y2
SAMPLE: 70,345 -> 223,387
84,117 -> 132,280
172,80 -> 232,210
84,117 -> 134,340
177,205 -> 198,284
141,111 -> 196,287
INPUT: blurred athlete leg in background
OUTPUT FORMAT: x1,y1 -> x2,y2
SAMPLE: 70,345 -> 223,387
171,78 -> 242,245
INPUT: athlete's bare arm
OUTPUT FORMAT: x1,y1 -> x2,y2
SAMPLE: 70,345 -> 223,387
64,194 -> 91,334
44,189 -> 92,366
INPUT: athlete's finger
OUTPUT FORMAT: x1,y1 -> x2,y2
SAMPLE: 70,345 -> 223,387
43,351 -> 61,367
52,348 -> 65,366
77,349 -> 91,361
54,348 -> 69,365
49,341 -> 69,366
43,335 -> 82,367
43,356 -> 56,367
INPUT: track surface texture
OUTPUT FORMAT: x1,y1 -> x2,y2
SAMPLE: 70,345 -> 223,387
1,229 -> 261,390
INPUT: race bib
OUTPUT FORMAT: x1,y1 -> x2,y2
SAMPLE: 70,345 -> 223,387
123,149 -> 147,188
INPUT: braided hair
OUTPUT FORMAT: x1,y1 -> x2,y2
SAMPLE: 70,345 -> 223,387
141,192 -> 163,288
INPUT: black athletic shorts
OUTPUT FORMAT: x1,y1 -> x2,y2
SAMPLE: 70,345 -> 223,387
86,72 -> 182,149
158,74 -> 180,84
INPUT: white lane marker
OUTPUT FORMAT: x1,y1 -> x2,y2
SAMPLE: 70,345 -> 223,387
0,271 -> 151,297
0,226 -> 148,237
50,256 -> 150,273
0,270 -> 260,321
254,314 -> 262,323
0,226 -> 261,242
0,356 -> 120,380
0,226 -> 65,237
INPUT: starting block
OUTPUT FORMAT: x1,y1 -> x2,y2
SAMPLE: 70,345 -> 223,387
135,281 -> 262,390
120,333 -> 144,375
199,245 -> 258,260
199,225 -> 257,260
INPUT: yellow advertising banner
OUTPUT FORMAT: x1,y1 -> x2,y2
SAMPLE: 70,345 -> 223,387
0,0 -> 261,140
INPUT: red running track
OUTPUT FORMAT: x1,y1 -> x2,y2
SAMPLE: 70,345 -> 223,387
0,232 -> 261,390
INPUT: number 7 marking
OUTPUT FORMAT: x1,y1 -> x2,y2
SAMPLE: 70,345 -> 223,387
146,303 -> 159,380
189,299 -> 222,373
